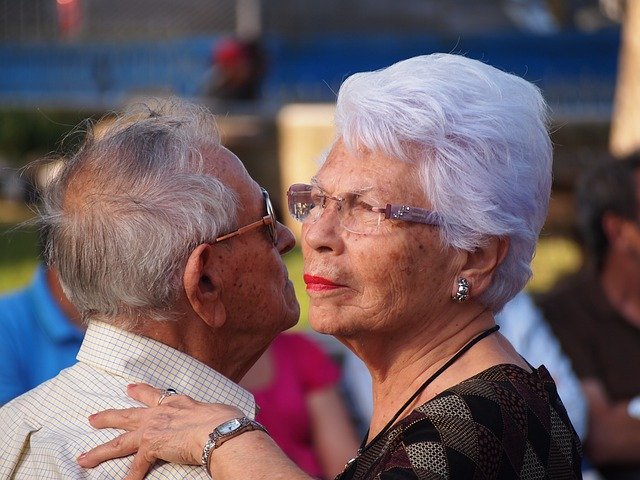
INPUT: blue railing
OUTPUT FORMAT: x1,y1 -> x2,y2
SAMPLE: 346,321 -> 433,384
0,29 -> 620,113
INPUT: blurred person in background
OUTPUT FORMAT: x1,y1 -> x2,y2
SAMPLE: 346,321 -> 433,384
203,37 -> 266,101
0,99 -> 300,478
241,332 -> 359,479
78,54 -> 582,479
537,153 -> 640,480
0,230 -> 84,406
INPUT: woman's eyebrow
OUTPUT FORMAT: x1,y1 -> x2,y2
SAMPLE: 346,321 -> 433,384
309,178 -> 375,195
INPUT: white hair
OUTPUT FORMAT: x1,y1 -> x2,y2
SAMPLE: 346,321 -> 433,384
41,99 -> 238,328
334,54 -> 552,311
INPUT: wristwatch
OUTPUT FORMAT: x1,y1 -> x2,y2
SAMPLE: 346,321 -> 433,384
201,417 -> 268,470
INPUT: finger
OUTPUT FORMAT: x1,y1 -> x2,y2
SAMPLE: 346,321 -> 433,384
77,431 -> 139,468
88,407 -> 145,431
124,453 -> 154,480
127,383 -> 165,406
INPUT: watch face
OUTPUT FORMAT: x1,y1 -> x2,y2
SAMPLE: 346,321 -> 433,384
218,418 -> 243,435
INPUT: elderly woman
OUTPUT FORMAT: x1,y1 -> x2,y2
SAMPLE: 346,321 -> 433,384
78,54 -> 582,479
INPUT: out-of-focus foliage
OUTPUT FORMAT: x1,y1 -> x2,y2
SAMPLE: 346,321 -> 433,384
0,110 -> 95,166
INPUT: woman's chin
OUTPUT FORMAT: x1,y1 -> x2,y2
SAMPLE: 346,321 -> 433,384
308,313 -> 338,335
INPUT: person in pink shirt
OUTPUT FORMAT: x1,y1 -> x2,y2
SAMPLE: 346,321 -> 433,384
241,332 -> 359,480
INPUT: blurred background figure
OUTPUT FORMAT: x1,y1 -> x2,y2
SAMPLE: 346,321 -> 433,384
240,332 -> 359,480
537,153 -> 640,480
0,234 -> 83,406
203,36 -> 267,101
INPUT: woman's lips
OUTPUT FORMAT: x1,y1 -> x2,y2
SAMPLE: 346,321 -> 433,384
303,274 -> 345,291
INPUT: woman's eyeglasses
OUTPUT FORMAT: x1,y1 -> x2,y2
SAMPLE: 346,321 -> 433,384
287,183 -> 441,235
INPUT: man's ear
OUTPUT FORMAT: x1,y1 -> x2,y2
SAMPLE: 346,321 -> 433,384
454,237 -> 509,300
183,244 -> 226,328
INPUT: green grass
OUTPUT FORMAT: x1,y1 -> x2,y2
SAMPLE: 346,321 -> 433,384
283,246 -> 309,329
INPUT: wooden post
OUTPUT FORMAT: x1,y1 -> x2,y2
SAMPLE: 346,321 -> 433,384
610,0 -> 640,157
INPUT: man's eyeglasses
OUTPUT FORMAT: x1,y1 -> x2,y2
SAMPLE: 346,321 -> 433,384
213,188 -> 278,245
286,183 -> 441,235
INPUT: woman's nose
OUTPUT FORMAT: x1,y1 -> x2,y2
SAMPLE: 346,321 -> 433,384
302,200 -> 345,254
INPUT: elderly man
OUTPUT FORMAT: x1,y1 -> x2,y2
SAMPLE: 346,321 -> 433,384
0,100 -> 299,478
537,154 -> 640,479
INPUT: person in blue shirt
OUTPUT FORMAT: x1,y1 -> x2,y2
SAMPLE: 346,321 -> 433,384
0,264 -> 84,405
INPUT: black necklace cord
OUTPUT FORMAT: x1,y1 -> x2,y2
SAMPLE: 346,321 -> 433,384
358,324 -> 500,454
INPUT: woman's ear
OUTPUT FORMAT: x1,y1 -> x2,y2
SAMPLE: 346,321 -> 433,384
183,244 -> 226,328
455,237 -> 510,299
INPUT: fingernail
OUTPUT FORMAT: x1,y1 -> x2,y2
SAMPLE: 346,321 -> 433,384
77,452 -> 86,460
127,383 -> 138,389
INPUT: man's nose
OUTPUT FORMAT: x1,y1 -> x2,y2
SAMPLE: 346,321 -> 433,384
276,221 -> 296,255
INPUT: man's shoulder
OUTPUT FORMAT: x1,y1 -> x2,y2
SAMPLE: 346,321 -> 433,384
1,363 -> 81,415
1,370 -> 212,479
534,271 -> 599,323
0,363 -> 210,479
538,271 -> 594,301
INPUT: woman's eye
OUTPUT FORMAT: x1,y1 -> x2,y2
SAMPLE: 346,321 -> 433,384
352,196 -> 375,211
310,193 -> 325,207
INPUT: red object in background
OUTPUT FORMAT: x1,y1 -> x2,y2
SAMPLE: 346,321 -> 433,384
208,37 -> 266,100
214,38 -> 247,68
57,0 -> 82,40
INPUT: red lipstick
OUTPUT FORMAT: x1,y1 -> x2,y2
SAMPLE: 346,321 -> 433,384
303,274 -> 343,291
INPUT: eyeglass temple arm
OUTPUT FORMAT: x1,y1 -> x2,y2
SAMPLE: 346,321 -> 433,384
214,215 -> 272,243
382,204 -> 442,226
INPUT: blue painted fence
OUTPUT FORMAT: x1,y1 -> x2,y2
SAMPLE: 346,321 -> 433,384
0,29 -> 620,110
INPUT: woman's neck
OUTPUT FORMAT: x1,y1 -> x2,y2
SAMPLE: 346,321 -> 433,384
351,306 -> 501,442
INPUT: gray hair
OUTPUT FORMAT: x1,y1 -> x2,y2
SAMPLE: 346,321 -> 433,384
41,99 -> 238,328
334,54 -> 552,311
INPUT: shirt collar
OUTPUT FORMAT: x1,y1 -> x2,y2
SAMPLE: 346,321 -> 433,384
77,321 -> 256,417
28,265 -> 84,344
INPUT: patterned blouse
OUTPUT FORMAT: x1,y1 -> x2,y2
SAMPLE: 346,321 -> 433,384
337,364 -> 582,479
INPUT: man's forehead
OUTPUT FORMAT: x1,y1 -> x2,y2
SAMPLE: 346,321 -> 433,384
203,144 -> 262,209
204,145 -> 240,172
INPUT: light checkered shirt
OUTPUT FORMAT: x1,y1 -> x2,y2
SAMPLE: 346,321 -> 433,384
0,321 -> 256,479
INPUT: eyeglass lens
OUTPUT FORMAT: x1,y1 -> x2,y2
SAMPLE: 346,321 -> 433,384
286,184 -> 383,235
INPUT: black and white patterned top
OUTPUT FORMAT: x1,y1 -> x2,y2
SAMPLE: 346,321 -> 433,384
338,364 -> 583,479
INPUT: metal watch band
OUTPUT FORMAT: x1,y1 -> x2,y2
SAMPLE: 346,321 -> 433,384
201,417 -> 268,473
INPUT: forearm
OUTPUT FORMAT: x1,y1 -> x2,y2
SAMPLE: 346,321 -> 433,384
587,401 -> 640,464
308,388 -> 361,479
582,379 -> 640,464
209,430 -> 311,480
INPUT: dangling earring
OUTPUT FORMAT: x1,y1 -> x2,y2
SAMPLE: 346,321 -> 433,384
452,278 -> 470,302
